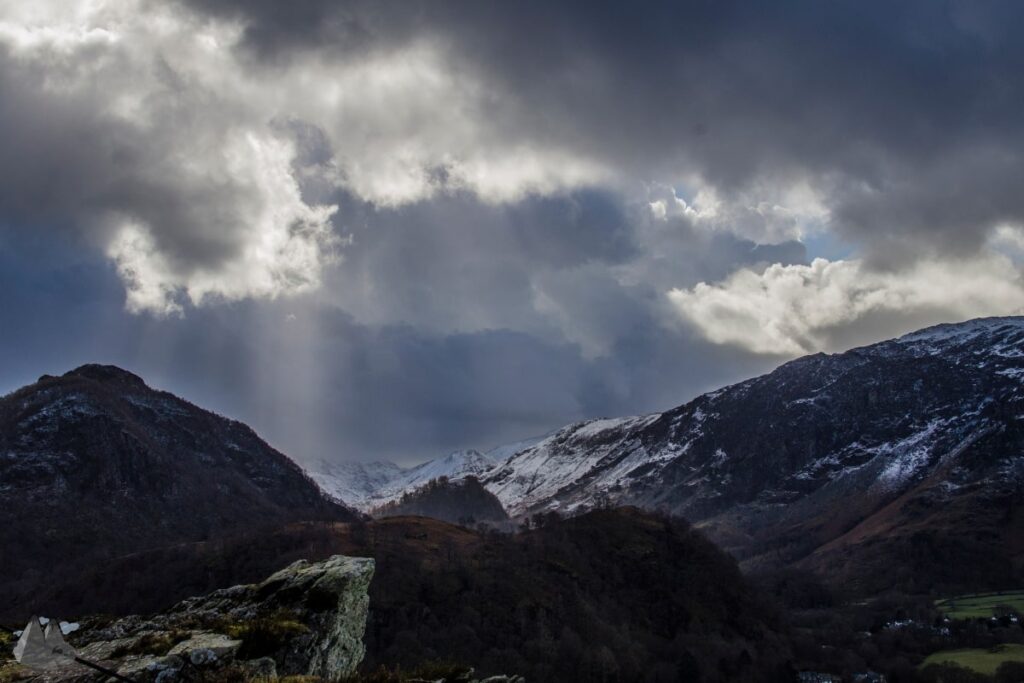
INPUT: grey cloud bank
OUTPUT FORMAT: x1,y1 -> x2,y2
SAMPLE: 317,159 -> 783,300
183,0 -> 1024,253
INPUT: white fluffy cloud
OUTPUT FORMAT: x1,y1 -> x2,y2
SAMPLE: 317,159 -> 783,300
107,131 -> 339,315
646,180 -> 831,246
669,254 -> 1024,356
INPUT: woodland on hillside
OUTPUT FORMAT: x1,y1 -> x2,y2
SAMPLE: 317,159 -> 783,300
8,509 -> 793,683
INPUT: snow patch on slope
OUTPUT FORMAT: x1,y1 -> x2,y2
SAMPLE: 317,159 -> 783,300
873,418 -> 951,490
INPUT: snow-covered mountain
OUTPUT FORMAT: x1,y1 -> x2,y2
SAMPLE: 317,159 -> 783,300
485,317 -> 1024,516
306,459 -> 404,509
481,317 -> 1024,594
302,317 -> 1023,592
366,449 -> 497,508
308,448 -> 504,511
482,415 -> 661,515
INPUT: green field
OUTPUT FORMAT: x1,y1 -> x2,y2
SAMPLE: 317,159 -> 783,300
934,591 -> 1024,620
921,644 -> 1024,676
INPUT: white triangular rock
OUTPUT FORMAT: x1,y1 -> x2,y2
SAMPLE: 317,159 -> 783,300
44,620 -> 77,659
13,616 -> 77,671
14,618 -> 56,670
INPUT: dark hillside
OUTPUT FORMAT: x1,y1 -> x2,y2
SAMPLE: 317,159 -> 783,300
373,475 -> 509,525
0,365 -> 357,619
13,509 -> 793,683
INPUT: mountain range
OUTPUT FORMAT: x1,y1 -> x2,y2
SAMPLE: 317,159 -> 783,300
0,366 -> 790,679
482,316 -> 1024,594
2,316 -> 1022,608
307,316 -> 1024,594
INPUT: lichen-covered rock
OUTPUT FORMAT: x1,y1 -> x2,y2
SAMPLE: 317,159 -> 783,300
165,632 -> 241,661
175,555 -> 374,678
20,555 -> 374,682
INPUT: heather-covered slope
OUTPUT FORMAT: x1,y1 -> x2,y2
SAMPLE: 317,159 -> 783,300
0,364 -> 356,619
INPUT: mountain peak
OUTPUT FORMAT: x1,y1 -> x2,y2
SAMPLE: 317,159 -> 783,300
57,363 -> 148,388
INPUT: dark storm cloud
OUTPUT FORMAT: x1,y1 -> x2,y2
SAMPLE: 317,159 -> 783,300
181,0 -> 1024,260
0,55 -> 255,268
317,189 -> 806,352
0,14 -> 341,315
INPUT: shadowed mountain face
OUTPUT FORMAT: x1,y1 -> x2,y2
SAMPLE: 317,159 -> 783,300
0,364 -> 356,618
482,318 -> 1024,594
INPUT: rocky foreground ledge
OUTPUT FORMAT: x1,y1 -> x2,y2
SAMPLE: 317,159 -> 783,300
2,555 -> 375,682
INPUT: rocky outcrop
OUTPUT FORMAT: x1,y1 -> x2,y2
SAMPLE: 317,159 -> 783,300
1,555 -> 374,682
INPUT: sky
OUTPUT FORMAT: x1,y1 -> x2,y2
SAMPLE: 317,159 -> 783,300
3,0 -> 1024,465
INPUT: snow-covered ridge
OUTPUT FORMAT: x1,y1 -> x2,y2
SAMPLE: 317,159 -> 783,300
482,414 -> 662,515
895,316 -> 1024,347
